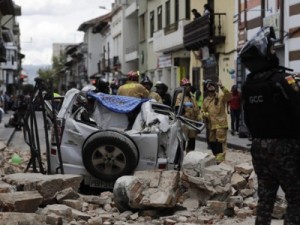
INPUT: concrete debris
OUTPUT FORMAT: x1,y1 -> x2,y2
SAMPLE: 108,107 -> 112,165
0,141 -> 287,224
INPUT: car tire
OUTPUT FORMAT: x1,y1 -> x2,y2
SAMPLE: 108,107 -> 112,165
82,130 -> 139,182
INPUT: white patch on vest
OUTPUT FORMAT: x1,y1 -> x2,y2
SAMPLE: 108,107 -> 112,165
249,95 -> 263,103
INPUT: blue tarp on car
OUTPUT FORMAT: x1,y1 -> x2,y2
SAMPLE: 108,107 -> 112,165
87,92 -> 149,114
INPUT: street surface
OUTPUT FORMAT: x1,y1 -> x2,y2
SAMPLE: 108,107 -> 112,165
0,111 -> 47,152
0,110 -> 284,225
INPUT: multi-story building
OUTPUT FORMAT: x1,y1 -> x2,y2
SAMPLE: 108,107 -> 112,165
236,0 -> 300,88
0,0 -> 22,94
183,0 -> 234,91
52,43 -> 77,92
146,0 -> 192,93
286,1 -> 300,72
92,10 -> 118,83
78,14 -> 110,80
52,43 -> 75,59
69,0 -> 300,96
111,0 -> 139,76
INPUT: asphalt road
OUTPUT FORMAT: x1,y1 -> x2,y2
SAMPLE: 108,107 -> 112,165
0,111 -> 48,152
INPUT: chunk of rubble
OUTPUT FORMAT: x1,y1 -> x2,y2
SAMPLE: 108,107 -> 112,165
113,170 -> 179,212
181,151 -> 234,205
0,190 -> 43,212
0,212 -> 47,225
2,173 -> 82,203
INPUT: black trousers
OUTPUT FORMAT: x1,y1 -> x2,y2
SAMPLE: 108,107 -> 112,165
251,138 -> 300,225
230,109 -> 241,132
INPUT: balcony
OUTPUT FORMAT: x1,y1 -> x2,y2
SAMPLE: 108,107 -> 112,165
183,13 -> 226,51
153,20 -> 190,53
125,1 -> 138,18
0,44 -> 17,70
125,44 -> 138,62
0,0 -> 14,15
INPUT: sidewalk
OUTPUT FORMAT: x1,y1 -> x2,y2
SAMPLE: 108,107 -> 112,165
197,129 -> 251,151
0,111 -> 15,145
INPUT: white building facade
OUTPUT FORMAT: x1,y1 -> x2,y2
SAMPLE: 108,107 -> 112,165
146,0 -> 191,93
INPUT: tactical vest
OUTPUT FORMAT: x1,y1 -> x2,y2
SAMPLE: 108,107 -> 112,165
242,69 -> 300,138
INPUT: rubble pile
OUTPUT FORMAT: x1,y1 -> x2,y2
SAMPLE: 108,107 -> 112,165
0,141 -> 286,225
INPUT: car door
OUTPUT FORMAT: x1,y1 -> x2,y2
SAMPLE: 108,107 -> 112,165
170,87 -> 206,166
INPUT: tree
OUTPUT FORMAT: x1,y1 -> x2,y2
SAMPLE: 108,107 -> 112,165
36,52 -> 66,91
37,67 -> 53,80
51,53 -> 66,90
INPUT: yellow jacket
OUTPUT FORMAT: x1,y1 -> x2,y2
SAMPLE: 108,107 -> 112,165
149,91 -> 163,103
202,87 -> 232,130
175,92 -> 200,121
117,81 -> 149,98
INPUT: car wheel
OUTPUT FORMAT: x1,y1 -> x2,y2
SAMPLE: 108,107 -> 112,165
82,131 -> 139,182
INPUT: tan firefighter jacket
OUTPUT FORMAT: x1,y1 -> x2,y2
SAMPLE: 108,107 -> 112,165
117,81 -> 149,98
202,87 -> 232,130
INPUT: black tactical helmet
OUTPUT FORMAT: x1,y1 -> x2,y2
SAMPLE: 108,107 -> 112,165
155,82 -> 168,93
97,78 -> 110,94
239,26 -> 279,73
140,76 -> 153,88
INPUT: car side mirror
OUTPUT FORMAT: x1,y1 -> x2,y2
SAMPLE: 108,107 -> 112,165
177,116 -> 206,133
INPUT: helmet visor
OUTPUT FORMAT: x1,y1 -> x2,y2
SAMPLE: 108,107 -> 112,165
241,29 -> 267,58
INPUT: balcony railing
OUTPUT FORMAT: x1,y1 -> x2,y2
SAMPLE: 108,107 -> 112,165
183,13 -> 226,51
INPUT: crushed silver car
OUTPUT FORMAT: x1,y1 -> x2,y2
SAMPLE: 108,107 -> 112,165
49,88 -> 205,189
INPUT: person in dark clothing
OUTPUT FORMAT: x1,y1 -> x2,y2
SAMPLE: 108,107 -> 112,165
96,77 -> 110,94
203,4 -> 214,35
110,79 -> 119,95
191,9 -> 201,20
240,26 -> 300,225
155,82 -> 172,106
5,94 -> 27,130
227,85 -> 241,135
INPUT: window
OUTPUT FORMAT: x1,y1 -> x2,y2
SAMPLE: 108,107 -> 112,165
150,11 -> 155,38
165,0 -> 170,26
139,14 -> 146,41
185,0 -> 190,19
238,0 -> 247,29
175,0 -> 179,22
157,6 -> 162,30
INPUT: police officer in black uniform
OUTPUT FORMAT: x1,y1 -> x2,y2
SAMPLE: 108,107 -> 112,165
240,26 -> 300,225
96,77 -> 110,94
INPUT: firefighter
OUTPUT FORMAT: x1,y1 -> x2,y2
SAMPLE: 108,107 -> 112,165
118,71 -> 149,130
202,80 -> 231,163
175,78 -> 200,153
140,76 -> 162,103
155,82 -> 172,106
117,71 -> 149,98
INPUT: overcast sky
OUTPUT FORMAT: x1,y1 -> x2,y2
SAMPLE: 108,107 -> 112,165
14,0 -> 114,66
